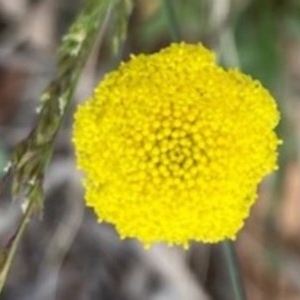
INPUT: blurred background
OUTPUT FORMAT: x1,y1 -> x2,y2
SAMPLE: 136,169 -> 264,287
0,0 -> 299,299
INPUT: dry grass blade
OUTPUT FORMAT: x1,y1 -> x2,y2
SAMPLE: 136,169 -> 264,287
0,0 -> 113,294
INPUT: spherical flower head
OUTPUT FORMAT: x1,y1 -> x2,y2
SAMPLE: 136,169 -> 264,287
73,43 -> 280,248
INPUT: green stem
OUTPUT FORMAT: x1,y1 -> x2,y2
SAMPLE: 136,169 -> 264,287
0,190 -> 35,292
0,0 -> 113,294
162,0 -> 181,42
222,240 -> 246,300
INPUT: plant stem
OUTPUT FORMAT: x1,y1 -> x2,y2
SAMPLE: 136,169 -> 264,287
0,0 -> 113,294
0,190 -> 35,292
162,0 -> 181,42
222,240 -> 246,300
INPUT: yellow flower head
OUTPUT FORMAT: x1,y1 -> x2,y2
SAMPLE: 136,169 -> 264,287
73,43 -> 280,247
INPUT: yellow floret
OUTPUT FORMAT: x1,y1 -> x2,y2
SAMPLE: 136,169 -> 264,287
73,42 -> 280,247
